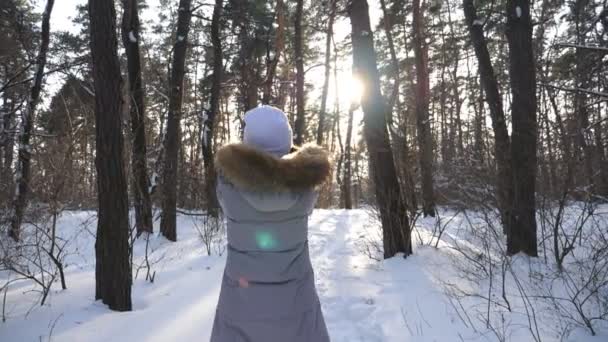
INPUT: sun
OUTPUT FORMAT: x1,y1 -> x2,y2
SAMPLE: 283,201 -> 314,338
322,70 -> 366,124
343,75 -> 365,106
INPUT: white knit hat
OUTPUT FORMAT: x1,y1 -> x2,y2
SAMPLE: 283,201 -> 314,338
243,105 -> 293,157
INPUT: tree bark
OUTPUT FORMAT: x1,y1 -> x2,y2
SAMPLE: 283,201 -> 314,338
412,0 -> 435,217
595,106 -> 608,197
447,1 -> 463,157
234,0 -> 257,112
10,0 -> 55,241
463,0 -> 514,235
505,0 -> 538,256
379,0 -> 399,113
0,88 -> 15,200
262,0 -> 284,105
473,72 -> 485,164
572,0 -> 595,196
121,0 -> 153,236
88,0 -> 132,311
161,0 -> 192,242
316,0 -> 336,146
342,106 -> 354,209
349,0 -> 411,258
203,0 -> 223,218
293,0 -> 306,145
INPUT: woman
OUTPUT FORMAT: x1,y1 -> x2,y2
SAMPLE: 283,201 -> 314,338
210,105 -> 331,342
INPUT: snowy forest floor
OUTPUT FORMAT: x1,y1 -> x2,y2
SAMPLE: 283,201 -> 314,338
1,207 -> 607,342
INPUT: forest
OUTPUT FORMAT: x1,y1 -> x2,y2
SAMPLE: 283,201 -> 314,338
1,0 -> 607,341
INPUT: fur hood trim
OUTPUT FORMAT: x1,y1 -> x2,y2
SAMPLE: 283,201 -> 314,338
215,143 -> 331,192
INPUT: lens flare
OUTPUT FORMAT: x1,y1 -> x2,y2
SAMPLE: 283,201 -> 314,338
255,231 -> 277,250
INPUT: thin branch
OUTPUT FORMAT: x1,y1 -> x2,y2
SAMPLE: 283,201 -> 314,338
540,83 -> 608,99
554,43 -> 608,53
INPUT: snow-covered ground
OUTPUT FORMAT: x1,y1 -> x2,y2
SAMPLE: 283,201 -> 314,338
1,208 -> 607,341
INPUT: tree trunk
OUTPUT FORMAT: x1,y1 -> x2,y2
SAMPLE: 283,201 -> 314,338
399,38 -> 418,214
121,0 -> 153,236
412,0 -> 435,217
595,106 -> 608,198
349,0 -> 411,258
463,0 -> 514,235
88,0 -> 132,311
0,89 -> 15,199
505,0 -> 538,256
202,0 -> 223,218
262,0 -> 284,105
572,0 -> 595,196
439,64 -> 450,164
447,2 -> 463,158
293,0 -> 306,145
10,0 -> 55,241
0,78 -> 13,149
316,0 -> 336,146
473,72 -> 485,164
379,0 -> 399,113
234,0 -> 257,112
342,106 -> 354,209
161,0 -> 192,242
541,94 -> 557,196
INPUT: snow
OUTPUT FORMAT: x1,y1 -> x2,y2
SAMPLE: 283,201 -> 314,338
1,208 -> 607,341
177,35 -> 185,42
129,31 -> 137,43
361,30 -> 370,36
472,19 -> 484,26
516,6 -> 522,18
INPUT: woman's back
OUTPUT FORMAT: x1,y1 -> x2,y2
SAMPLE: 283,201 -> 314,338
210,138 -> 331,341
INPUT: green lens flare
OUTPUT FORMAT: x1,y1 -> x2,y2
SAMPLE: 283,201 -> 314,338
255,231 -> 277,250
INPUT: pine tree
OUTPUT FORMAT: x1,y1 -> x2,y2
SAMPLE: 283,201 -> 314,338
293,0 -> 306,145
316,0 -> 336,146
463,0 -> 514,235
202,0 -> 223,218
10,0 -> 55,241
88,0 -> 132,311
121,0 -> 153,236
349,0 -> 412,258
412,0 -> 436,217
505,0 -> 538,256
160,0 -> 193,241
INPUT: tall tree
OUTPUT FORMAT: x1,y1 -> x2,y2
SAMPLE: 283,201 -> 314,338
121,0 -> 153,236
293,0 -> 306,145
232,0 -> 258,112
571,0 -> 597,195
202,0 -> 223,217
10,0 -> 55,241
463,0 -> 514,235
342,105 -> 354,209
505,0 -> 538,256
316,0 -> 336,146
262,0 -> 284,105
412,0 -> 436,217
0,89 -> 14,198
379,0 -> 399,112
160,0 -> 193,241
88,0 -> 132,311
349,0 -> 412,258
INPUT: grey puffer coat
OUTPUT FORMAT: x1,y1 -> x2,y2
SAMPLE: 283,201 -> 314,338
210,143 -> 331,342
